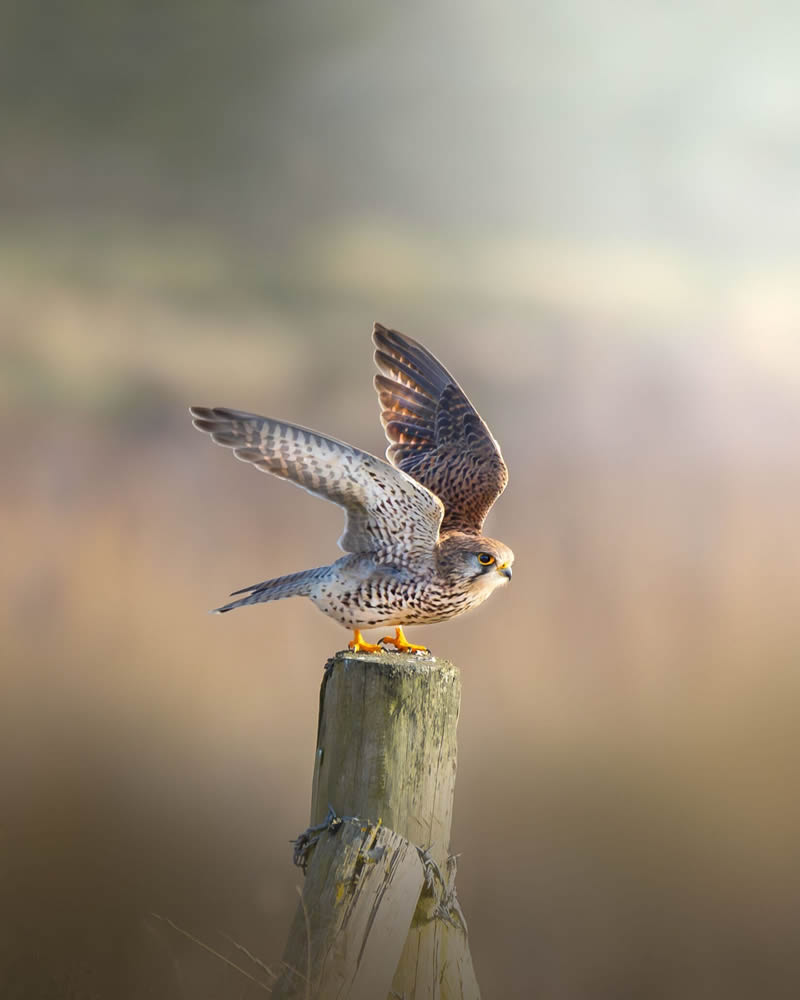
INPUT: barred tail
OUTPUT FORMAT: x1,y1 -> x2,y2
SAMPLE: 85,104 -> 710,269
212,567 -> 328,614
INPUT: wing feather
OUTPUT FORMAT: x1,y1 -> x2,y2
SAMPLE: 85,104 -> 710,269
372,324 -> 508,533
190,406 -> 443,566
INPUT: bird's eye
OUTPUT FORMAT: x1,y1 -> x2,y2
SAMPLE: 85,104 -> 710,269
477,553 -> 495,566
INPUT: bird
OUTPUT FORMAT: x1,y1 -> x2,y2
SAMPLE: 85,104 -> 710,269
190,322 -> 513,654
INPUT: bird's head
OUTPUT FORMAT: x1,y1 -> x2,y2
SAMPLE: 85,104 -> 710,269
438,534 -> 514,593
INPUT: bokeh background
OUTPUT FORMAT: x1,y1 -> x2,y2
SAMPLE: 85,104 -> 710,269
2,3 -> 800,997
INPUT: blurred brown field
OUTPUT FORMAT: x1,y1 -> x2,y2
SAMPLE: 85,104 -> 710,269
3,5 -> 800,998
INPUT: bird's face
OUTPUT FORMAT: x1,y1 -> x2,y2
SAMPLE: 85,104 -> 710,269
440,535 -> 514,593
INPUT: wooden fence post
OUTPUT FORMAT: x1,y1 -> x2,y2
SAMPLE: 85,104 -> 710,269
273,650 -> 480,999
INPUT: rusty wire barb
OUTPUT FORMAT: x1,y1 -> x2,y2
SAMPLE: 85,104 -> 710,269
435,853 -> 468,933
291,804 -> 346,872
416,847 -> 468,932
417,845 -> 446,892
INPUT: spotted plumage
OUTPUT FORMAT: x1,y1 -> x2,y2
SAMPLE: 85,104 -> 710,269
191,323 -> 513,652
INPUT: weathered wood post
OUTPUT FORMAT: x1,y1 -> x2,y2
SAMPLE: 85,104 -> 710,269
273,650 -> 480,999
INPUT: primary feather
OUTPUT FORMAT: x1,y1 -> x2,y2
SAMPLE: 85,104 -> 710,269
190,406 -> 443,568
372,323 -> 508,533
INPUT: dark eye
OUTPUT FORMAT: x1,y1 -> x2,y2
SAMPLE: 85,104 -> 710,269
477,553 -> 495,566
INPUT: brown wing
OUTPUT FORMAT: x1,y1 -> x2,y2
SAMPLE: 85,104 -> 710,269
190,406 -> 444,567
372,323 -> 508,534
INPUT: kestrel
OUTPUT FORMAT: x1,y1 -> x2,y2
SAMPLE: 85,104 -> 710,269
190,323 -> 513,653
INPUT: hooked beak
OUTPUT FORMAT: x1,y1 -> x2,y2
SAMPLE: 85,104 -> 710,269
497,563 -> 512,580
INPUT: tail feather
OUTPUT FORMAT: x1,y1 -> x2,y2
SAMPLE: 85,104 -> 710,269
212,567 -> 328,614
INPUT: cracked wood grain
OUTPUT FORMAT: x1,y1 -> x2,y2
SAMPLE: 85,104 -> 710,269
275,651 -> 480,1000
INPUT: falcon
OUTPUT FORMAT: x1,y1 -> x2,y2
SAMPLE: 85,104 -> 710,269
191,323 -> 513,653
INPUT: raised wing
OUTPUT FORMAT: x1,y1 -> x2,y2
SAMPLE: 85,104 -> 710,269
372,323 -> 508,534
190,406 -> 443,566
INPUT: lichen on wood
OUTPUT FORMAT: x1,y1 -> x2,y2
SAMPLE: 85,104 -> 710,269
275,650 -> 480,1000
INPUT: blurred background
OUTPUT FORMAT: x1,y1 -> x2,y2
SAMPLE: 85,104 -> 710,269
2,2 -> 800,997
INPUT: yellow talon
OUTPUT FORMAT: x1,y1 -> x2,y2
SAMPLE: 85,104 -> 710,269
348,629 -> 384,654
378,626 -> 429,654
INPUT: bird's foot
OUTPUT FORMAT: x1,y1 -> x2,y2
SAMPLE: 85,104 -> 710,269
378,626 -> 430,654
348,629 -> 384,654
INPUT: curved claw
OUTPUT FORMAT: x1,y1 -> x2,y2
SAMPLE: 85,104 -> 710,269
348,629 -> 384,654
379,627 -> 430,654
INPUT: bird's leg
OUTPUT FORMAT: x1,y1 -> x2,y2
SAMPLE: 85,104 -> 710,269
378,626 -> 429,653
348,629 -> 384,654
